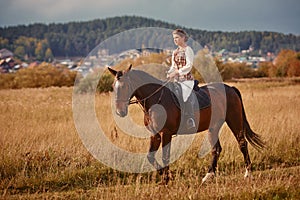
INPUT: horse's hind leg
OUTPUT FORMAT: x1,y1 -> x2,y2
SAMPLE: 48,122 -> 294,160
202,124 -> 223,183
208,139 -> 222,174
226,95 -> 252,178
227,120 -> 252,178
160,132 -> 173,184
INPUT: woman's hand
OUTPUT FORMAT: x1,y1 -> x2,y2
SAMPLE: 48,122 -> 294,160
167,69 -> 179,78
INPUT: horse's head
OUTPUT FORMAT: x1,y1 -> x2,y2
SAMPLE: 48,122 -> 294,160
108,64 -> 133,117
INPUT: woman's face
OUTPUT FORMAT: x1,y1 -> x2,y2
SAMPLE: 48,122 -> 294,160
173,33 -> 185,47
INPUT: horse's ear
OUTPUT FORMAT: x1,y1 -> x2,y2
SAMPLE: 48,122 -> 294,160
108,67 -> 117,77
125,64 -> 132,73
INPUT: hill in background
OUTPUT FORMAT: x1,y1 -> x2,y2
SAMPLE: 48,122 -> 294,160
0,16 -> 299,60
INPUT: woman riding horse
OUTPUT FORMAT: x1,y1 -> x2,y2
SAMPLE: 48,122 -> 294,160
167,29 -> 196,130
108,64 -> 264,184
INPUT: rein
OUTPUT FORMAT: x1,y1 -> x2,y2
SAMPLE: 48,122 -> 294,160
129,80 -> 170,105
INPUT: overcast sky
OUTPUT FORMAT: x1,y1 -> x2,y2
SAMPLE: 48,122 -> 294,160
0,0 -> 299,35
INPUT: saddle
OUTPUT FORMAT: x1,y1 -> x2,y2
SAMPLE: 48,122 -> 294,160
168,80 -> 211,111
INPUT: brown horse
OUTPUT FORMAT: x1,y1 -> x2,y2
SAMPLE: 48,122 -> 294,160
108,65 -> 264,184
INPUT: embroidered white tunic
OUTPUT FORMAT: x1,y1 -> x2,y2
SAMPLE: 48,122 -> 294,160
168,46 -> 194,102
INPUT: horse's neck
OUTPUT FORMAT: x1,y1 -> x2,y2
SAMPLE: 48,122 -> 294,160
134,83 -> 162,101
130,70 -> 164,109
134,84 -> 164,111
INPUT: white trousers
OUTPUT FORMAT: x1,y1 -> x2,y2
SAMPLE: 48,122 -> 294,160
179,80 -> 194,102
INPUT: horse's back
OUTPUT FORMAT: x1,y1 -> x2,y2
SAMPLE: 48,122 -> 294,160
195,82 -> 230,110
194,85 -> 211,110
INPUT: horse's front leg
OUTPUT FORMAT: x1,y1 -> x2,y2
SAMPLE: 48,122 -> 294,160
147,132 -> 173,185
160,132 -> 173,184
147,133 -> 162,171
145,107 -> 172,184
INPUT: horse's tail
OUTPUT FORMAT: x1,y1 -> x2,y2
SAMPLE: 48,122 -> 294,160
232,86 -> 265,150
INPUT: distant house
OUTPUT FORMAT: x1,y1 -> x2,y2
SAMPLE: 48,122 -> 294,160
0,57 -> 15,73
0,48 -> 13,59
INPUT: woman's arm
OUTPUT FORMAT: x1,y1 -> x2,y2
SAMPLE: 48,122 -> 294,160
167,51 -> 177,78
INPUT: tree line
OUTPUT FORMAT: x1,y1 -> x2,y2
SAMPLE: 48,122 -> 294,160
0,16 -> 299,61
0,49 -> 299,91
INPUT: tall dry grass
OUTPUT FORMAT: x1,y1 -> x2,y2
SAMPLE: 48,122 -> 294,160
0,81 -> 300,199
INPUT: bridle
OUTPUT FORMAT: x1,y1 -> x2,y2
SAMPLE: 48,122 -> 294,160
114,75 -> 171,110
113,76 -> 133,104
129,80 -> 170,105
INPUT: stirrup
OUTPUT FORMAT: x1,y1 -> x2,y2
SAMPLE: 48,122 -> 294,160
187,118 -> 196,129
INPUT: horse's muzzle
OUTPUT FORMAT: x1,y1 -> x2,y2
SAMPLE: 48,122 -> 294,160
115,101 -> 128,117
116,109 -> 127,117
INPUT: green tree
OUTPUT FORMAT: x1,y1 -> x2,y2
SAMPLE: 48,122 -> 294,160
45,48 -> 54,62
14,36 -> 38,59
0,37 -> 9,49
14,46 -> 26,59
35,42 -> 44,61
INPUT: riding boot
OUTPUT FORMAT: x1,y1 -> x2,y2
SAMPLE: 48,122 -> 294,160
185,96 -> 196,129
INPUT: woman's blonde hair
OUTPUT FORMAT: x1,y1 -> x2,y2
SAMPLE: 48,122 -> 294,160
172,29 -> 188,42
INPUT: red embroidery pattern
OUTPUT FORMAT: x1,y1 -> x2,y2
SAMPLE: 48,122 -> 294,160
173,48 -> 193,82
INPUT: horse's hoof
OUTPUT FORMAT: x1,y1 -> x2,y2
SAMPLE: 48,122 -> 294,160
244,169 -> 253,179
201,172 -> 215,184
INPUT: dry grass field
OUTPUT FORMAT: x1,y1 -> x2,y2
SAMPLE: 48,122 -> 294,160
0,80 -> 300,199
